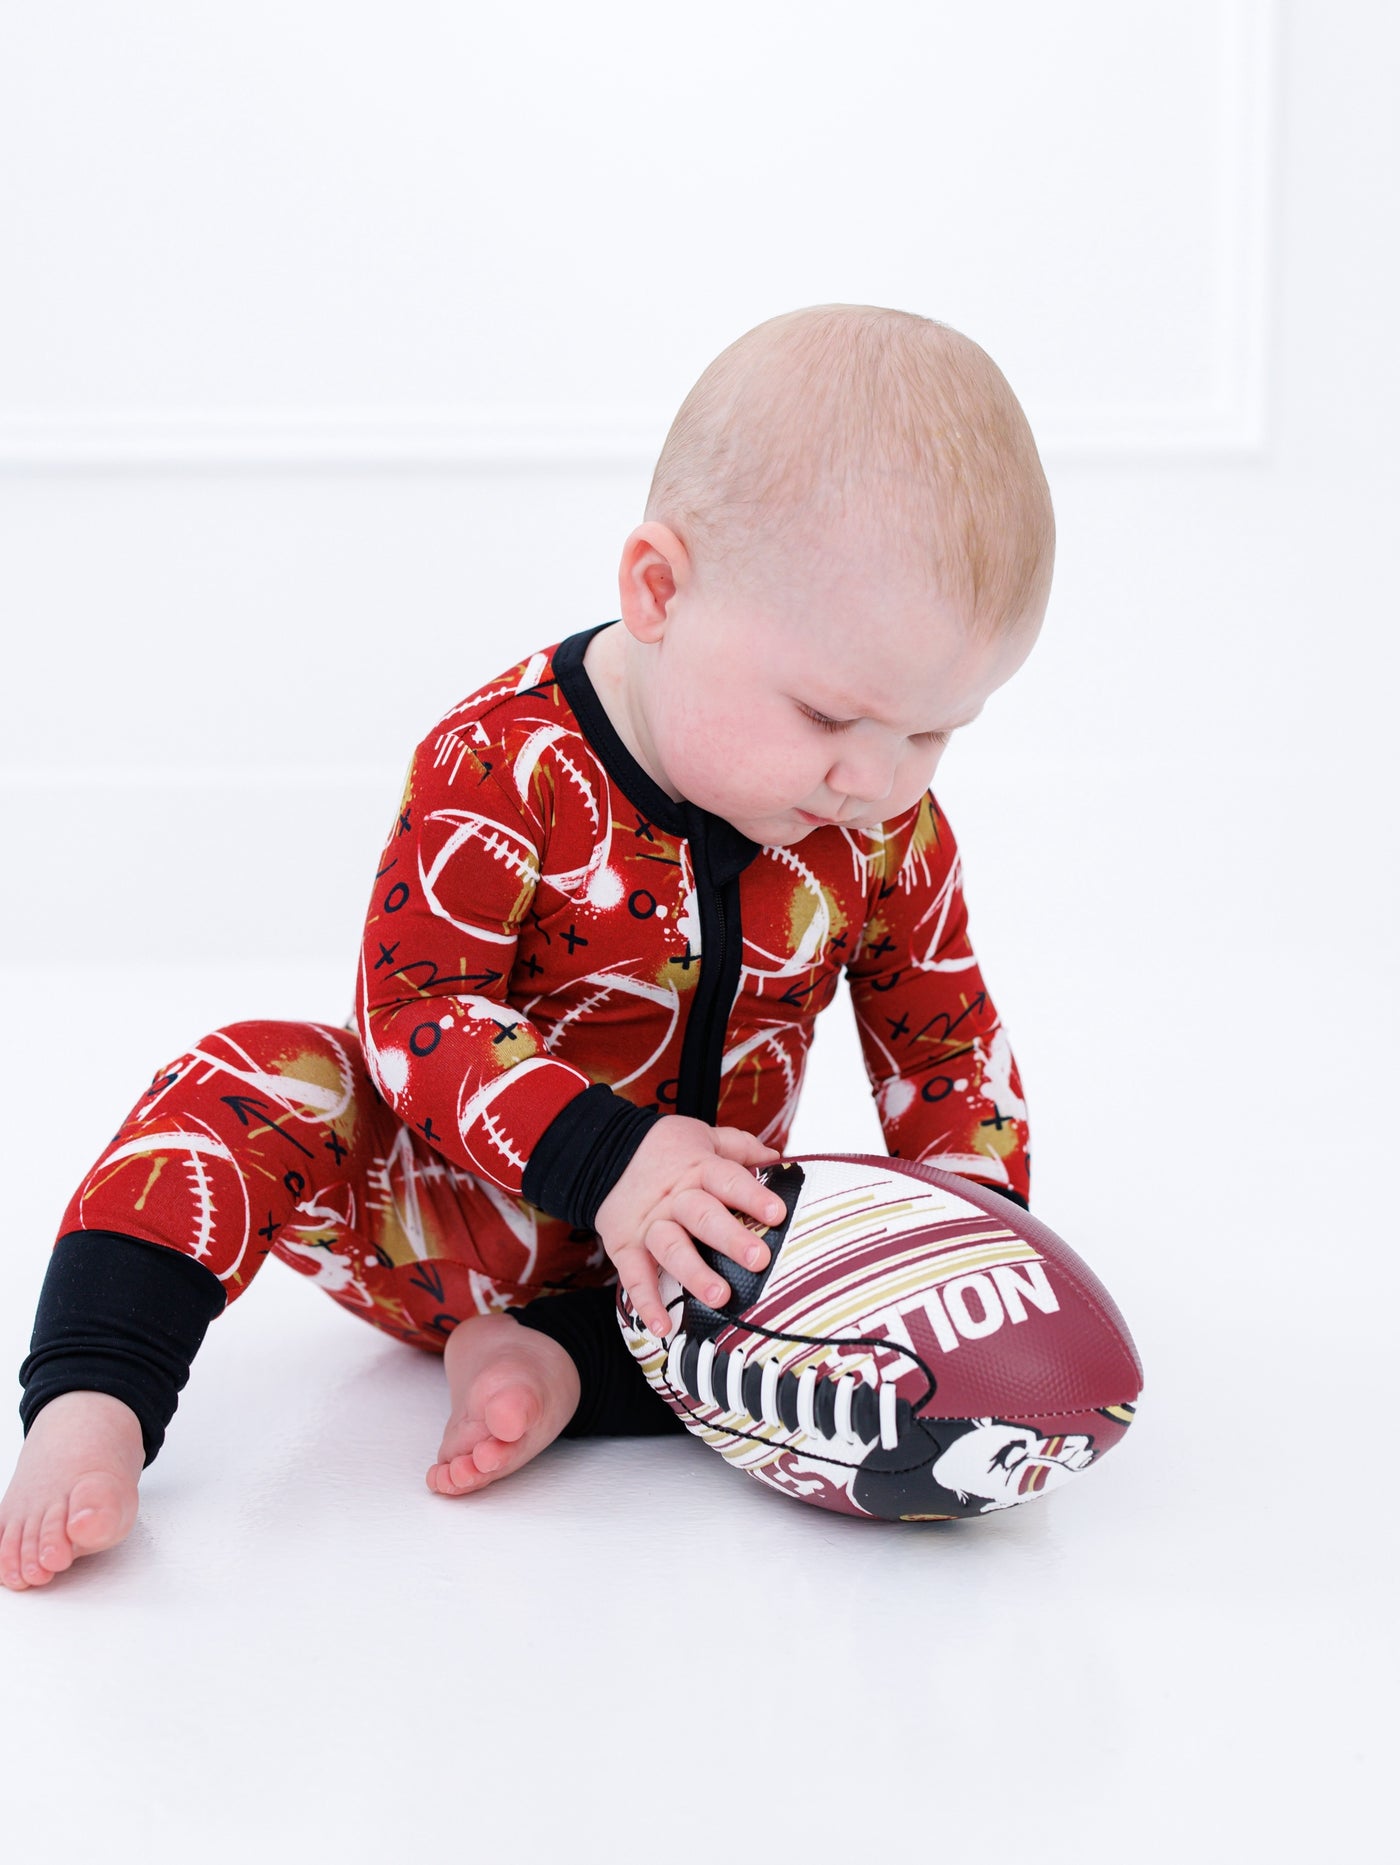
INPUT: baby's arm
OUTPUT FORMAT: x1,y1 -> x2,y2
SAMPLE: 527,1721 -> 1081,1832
356,722 -> 616,1201
846,793 -> 1031,1205
359,719 -> 783,1311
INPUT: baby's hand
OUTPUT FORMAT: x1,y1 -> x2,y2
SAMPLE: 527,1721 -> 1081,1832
594,1118 -> 786,1337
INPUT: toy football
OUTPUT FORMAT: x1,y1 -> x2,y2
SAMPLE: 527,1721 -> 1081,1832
617,1153 -> 1142,1521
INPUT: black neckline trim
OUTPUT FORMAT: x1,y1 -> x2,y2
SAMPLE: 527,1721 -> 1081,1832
552,622 -> 761,883
552,623 -> 679,830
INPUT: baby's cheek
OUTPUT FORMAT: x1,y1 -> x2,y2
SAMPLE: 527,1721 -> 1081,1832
706,723 -> 790,793
895,745 -> 944,801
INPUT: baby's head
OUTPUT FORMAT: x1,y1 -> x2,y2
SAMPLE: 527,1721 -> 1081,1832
614,304 -> 1054,844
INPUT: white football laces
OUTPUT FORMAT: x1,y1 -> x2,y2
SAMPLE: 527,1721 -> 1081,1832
663,1326 -> 900,1451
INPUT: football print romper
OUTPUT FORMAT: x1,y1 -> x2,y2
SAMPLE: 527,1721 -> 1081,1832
19,622 -> 1031,1461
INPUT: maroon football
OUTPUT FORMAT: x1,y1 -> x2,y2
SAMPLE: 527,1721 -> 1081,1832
617,1153 -> 1142,1520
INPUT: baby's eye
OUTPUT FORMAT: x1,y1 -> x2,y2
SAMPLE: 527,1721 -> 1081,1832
802,707 -> 850,734
801,707 -> 951,748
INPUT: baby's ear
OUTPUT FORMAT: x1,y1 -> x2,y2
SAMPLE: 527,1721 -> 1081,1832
618,523 -> 690,636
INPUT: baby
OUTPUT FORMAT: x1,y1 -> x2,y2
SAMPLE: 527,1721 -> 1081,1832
1,304 -> 1053,1588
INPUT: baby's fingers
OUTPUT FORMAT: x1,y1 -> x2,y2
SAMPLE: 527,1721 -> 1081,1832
699,1158 -> 786,1251
608,1240 -> 672,1340
711,1127 -> 783,1169
644,1216 -> 735,1314
670,1178 -> 778,1274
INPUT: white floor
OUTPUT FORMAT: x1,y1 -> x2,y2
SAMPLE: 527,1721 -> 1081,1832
1,955 -> 1395,1865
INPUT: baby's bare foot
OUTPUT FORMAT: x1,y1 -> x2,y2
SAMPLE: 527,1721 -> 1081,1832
428,1313 -> 581,1498
0,1391 -> 145,1591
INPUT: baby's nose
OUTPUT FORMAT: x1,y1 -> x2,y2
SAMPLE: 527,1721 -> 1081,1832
826,744 -> 898,807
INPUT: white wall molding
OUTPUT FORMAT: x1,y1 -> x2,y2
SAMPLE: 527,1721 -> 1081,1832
0,408 -> 668,473
0,2 -> 1277,471
0,767 -> 404,789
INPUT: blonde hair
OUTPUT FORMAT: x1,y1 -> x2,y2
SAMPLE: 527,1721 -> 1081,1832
645,304 -> 1054,633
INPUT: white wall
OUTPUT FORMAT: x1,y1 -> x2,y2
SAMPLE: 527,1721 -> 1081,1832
1,0 -> 1394,1269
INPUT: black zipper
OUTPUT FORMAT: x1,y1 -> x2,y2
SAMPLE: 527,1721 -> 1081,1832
700,883 -> 729,1110
550,628 -> 757,1125
676,824 -> 738,1122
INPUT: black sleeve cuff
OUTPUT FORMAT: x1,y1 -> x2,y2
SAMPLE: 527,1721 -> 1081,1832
18,1231 -> 226,1467
520,1083 -> 662,1231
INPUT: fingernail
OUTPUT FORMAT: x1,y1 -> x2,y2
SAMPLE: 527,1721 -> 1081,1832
748,1248 -> 766,1270
769,1201 -> 785,1220
708,1282 -> 727,1305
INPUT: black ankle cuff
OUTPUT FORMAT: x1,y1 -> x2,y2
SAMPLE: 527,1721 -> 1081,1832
510,1286 -> 683,1439
19,1231 -> 226,1467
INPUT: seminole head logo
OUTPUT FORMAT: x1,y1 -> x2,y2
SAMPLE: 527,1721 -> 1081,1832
852,1413 -> 1102,1519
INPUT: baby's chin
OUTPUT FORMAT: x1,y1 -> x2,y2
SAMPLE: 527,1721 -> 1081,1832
690,786 -> 864,844
716,805 -> 834,846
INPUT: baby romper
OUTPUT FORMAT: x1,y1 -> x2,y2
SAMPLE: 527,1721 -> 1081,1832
19,622 -> 1031,1461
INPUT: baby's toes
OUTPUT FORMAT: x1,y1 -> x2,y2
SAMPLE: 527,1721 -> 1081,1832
20,1514 -> 54,1587
425,1454 -> 483,1497
471,1432 -> 536,1479
1,1520 -> 29,1591
448,1451 -> 492,1490
434,1415 -> 490,1469
36,1501 -> 75,1577
66,1472 -> 135,1554
425,1459 -> 455,1495
480,1382 -> 542,1449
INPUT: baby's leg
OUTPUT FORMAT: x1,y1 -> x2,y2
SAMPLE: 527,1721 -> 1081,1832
3,1018 -> 407,1590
